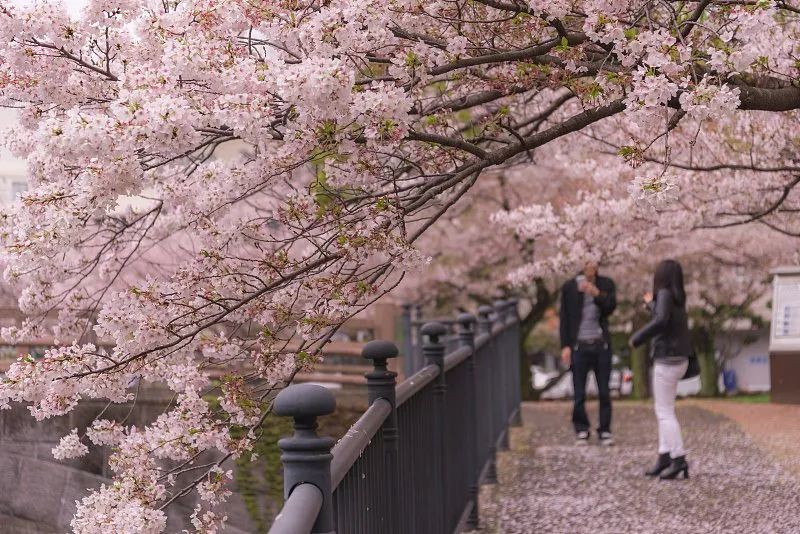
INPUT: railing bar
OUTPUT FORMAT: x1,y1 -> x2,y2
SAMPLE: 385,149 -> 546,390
268,308 -> 522,534
443,345 -> 472,372
355,462 -> 362,534
370,433 -> 376,532
331,399 -> 392,488
268,483 -> 323,534
474,332 -> 490,350
410,318 -> 458,326
359,444 -> 366,533
376,432 -> 380,531
395,364 -> 439,406
350,469 -> 357,534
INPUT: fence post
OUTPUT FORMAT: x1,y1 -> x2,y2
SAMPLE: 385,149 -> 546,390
507,298 -> 523,427
476,305 -> 498,484
414,304 -> 424,372
273,384 -> 337,534
493,299 -> 508,325
401,304 -> 414,379
493,300 -> 511,451
477,305 -> 493,336
362,340 -> 399,534
457,313 -> 480,529
422,321 -> 448,534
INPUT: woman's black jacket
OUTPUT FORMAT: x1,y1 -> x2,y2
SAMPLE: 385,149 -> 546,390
630,289 -> 694,359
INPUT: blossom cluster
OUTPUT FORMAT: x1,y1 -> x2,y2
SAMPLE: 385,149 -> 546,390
0,0 -> 798,530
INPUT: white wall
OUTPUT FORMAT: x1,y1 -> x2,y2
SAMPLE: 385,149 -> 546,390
717,328 -> 771,392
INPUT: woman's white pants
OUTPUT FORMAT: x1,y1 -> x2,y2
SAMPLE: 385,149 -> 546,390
653,360 -> 689,458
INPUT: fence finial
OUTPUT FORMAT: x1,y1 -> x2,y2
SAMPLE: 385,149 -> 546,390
273,384 -> 336,534
421,321 -> 446,368
477,305 -> 494,335
457,313 -> 476,344
421,321 -> 447,343
363,339 -> 399,407
494,299 -> 508,323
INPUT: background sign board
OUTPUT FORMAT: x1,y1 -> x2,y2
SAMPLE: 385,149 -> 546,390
770,267 -> 800,353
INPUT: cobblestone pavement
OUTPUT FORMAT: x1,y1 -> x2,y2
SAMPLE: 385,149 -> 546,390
474,401 -> 800,534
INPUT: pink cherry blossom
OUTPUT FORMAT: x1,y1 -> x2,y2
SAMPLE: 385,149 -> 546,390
0,0 -> 798,530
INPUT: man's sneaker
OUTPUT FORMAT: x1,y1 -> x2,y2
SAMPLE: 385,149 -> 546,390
575,431 -> 590,446
599,432 -> 614,446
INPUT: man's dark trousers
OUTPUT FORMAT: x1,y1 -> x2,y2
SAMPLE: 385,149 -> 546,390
571,340 -> 612,434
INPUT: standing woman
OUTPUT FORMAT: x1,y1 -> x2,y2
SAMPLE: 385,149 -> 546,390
630,260 -> 695,480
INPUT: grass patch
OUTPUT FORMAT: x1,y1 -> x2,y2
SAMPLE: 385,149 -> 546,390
725,392 -> 771,404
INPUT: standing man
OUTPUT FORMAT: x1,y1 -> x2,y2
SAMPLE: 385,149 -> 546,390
560,261 -> 617,446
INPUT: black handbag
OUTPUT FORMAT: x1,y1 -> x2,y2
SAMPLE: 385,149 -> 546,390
682,354 -> 700,380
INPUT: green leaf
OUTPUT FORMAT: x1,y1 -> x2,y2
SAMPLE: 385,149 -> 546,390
405,51 -> 420,68
587,82 -> 603,99
296,351 -> 313,365
375,197 -> 390,211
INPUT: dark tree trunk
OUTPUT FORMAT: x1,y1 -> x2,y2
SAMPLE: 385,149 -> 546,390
518,279 -> 558,401
629,312 -> 651,399
697,349 -> 720,397
630,344 -> 650,399
692,325 -> 720,397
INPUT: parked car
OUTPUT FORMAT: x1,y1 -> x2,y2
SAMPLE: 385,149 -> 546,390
532,362 -> 632,399
533,363 -> 707,399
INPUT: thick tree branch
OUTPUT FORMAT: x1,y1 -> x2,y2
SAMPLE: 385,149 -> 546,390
735,83 -> 800,112
494,99 -> 627,162
697,175 -> 800,229
407,131 -> 488,159
430,34 -> 587,76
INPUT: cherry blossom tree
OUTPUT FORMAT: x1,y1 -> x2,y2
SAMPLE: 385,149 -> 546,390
1,0 -> 800,530
498,196 -> 792,396
403,165 -> 566,398
682,234 -> 776,395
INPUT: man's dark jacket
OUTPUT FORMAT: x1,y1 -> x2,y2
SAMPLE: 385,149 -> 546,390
559,275 -> 617,349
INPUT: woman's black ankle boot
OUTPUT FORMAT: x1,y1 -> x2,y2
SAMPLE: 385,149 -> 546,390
645,453 -> 671,477
659,456 -> 689,480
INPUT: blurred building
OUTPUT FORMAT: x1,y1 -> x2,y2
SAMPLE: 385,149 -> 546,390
716,325 -> 771,393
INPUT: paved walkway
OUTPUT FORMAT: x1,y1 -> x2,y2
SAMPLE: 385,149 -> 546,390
475,401 -> 800,534
690,399 -> 800,478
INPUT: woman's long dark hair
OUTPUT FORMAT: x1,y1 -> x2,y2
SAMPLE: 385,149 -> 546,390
653,259 -> 686,306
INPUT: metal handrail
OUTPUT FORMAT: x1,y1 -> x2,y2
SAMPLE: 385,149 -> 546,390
330,399 -> 392,488
395,364 -> 439,407
409,318 -> 458,326
269,300 -> 522,534
268,483 -> 323,534
444,345 -> 472,372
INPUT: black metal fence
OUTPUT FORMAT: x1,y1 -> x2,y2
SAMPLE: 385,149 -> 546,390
269,299 -> 521,534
